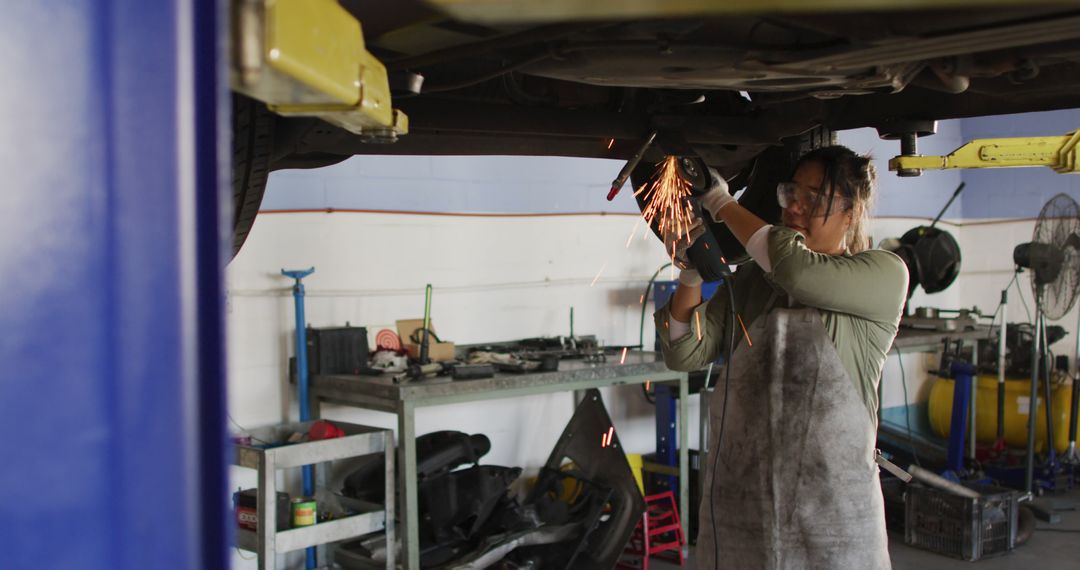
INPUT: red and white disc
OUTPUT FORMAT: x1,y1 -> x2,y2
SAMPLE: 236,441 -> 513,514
375,329 -> 401,351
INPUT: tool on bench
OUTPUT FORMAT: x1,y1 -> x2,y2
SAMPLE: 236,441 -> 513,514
420,283 -> 433,364
394,284 -> 496,383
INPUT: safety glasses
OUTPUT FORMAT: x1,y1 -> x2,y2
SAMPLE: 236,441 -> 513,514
776,181 -> 849,218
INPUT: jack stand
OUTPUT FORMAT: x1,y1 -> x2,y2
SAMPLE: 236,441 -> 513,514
944,361 -> 975,480
282,267 -> 318,570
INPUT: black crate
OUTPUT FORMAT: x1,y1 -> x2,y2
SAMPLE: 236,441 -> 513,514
306,326 -> 369,375
904,483 -> 1018,561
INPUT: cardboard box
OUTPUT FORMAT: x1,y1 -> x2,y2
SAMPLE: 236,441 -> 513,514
396,319 -> 456,362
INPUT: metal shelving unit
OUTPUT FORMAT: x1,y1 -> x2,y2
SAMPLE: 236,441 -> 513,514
233,420 -> 395,570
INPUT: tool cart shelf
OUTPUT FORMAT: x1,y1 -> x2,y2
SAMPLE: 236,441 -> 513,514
233,420 -> 395,570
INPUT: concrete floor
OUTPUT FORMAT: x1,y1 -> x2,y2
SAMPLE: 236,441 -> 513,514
649,491 -> 1080,569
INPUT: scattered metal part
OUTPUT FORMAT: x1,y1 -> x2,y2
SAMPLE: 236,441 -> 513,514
447,524 -> 581,569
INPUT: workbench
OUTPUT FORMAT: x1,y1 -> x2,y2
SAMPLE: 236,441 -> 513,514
890,325 -> 990,354
309,351 -> 689,570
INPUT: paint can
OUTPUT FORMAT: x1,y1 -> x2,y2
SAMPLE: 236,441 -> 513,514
291,497 -> 317,527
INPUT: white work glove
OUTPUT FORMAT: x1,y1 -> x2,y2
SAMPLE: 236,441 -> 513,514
663,216 -> 706,275
698,167 -> 736,221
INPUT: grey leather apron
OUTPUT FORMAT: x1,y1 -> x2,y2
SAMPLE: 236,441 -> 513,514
696,308 -> 890,570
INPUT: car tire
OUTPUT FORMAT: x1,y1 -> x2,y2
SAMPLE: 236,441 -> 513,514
231,94 -> 274,259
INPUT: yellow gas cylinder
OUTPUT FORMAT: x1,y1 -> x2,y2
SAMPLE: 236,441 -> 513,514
928,374 -> 1076,454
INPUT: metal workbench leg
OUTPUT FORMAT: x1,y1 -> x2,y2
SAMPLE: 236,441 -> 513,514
258,452 -> 276,570
384,431 -> 397,570
678,373 -> 690,543
398,402 -> 419,570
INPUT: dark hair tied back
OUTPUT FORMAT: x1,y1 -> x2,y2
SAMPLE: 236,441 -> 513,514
793,145 -> 877,253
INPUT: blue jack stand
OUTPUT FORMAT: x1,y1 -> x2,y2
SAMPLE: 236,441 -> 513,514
945,361 -> 975,480
283,267 -> 317,570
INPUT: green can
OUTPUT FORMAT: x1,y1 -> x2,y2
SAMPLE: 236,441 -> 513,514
291,497 -> 317,527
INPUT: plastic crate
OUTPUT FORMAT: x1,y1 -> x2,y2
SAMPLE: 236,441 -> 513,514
904,483 -> 1018,561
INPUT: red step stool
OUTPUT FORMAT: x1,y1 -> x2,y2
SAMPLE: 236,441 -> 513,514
617,491 -> 686,570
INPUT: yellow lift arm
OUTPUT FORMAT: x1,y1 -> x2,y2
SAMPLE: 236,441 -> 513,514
889,130 -> 1080,175
231,0 -> 407,140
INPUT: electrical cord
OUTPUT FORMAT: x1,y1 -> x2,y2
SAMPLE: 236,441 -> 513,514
710,277 -> 737,570
1009,269 -> 1033,325
639,262 -> 673,404
895,347 -> 922,468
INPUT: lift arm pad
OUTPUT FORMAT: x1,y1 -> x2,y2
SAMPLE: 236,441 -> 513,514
231,0 -> 407,140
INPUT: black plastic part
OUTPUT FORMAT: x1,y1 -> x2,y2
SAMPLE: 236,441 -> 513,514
896,226 -> 962,299
305,326 -> 369,375
417,465 -> 524,566
523,389 -> 645,570
452,363 -> 495,380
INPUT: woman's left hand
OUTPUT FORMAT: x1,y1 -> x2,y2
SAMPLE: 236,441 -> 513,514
698,167 -> 736,220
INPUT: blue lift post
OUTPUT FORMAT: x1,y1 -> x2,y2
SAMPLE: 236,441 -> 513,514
283,267 -> 317,569
0,1 -> 229,569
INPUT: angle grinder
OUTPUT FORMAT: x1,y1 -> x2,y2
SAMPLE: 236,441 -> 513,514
672,156 -> 736,281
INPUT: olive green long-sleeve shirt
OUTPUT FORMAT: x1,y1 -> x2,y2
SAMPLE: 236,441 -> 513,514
655,227 -> 908,424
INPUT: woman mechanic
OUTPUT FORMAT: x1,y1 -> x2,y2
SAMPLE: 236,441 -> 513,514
656,146 -> 908,569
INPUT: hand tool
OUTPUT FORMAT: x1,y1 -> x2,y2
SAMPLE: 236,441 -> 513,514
607,131 -> 657,200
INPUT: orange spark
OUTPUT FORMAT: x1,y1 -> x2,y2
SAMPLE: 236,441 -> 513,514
590,263 -> 606,287
607,138 -> 615,150
604,426 -> 615,447
639,156 -> 695,248
640,295 -> 645,304
626,217 -> 641,248
620,347 -> 628,364
645,380 -> 651,391
737,313 -> 753,347
695,311 -> 702,341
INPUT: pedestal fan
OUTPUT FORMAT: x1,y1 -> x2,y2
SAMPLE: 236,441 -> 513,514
1012,193 -> 1080,493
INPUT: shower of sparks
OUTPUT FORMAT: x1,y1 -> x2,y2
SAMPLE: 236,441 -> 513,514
737,313 -> 753,347
637,156 -> 696,247
607,138 -> 615,150
626,216 -> 642,248
695,312 -> 703,341
590,263 -> 606,287
620,347 -> 628,364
